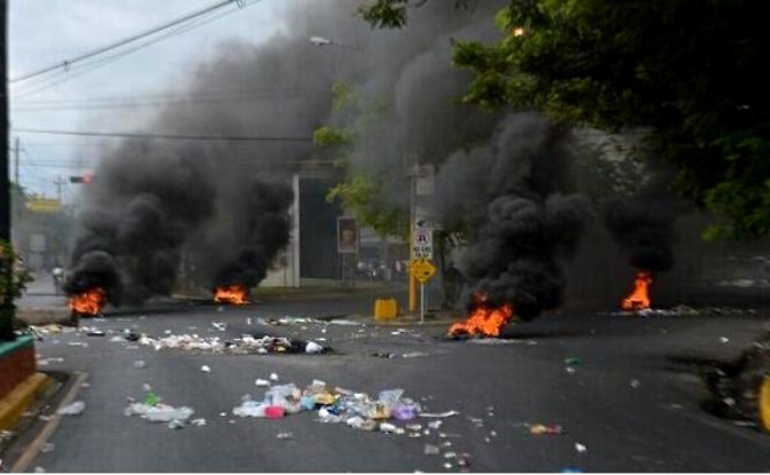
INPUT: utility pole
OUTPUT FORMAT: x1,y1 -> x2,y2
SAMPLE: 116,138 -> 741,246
0,0 -> 14,341
53,177 -> 66,202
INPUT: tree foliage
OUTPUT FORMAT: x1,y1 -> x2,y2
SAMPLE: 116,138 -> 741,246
360,0 -> 770,239
314,83 -> 410,239
357,0 -> 476,29
451,0 -> 770,240
0,240 -> 33,341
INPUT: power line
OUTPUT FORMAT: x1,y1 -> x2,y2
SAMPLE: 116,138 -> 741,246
13,128 -> 313,142
11,0 -> 254,84
12,89 -> 327,112
11,1 -> 261,99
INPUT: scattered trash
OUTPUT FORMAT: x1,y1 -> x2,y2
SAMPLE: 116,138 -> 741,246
575,443 -> 587,453
564,357 -> 581,366
125,400 -> 194,427
443,452 -> 457,459
40,443 -> 55,454
86,330 -> 105,337
191,418 -> 207,427
57,401 -> 86,416
419,410 -> 459,418
402,352 -> 429,358
276,432 -> 293,440
37,357 -> 65,366
109,336 -> 125,343
211,322 -> 227,331
466,338 -> 537,346
457,453 -> 471,469
201,365 -> 211,373
424,444 -> 440,455
255,379 -> 271,387
720,337 -> 730,344
371,351 -> 397,358
34,466 -> 46,473
133,360 -> 146,369
305,341 -> 324,354
142,383 -> 152,392
67,341 -> 88,348
566,367 -> 576,374
269,373 -> 279,382
379,422 -> 399,433
443,462 -> 452,470
529,424 -> 564,435
630,379 -> 642,389
428,420 -> 443,430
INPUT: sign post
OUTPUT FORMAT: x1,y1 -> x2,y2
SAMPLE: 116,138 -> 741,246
409,258 -> 436,323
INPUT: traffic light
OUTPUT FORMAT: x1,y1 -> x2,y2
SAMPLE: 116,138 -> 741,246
70,174 -> 94,184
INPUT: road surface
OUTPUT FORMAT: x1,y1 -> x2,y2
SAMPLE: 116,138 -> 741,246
6,292 -> 770,472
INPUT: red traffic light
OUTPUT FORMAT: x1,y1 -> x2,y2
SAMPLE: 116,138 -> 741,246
70,174 -> 94,184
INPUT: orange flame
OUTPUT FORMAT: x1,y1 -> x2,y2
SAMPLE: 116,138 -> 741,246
68,288 -> 106,316
448,293 -> 514,337
214,285 -> 248,305
622,271 -> 652,310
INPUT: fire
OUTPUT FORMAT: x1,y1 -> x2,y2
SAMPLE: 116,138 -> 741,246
214,285 -> 248,305
448,293 -> 514,337
622,271 -> 652,310
68,288 -> 107,316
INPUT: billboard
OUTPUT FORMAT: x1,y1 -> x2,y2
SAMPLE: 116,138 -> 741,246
337,216 -> 359,253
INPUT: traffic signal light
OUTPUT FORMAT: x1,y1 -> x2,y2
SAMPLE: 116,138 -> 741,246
70,174 -> 94,184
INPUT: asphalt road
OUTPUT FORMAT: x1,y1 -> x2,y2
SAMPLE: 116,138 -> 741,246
7,291 -> 770,472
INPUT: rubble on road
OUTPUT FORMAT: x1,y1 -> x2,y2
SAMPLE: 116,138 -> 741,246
604,304 -> 758,318
231,379 -> 460,439
138,333 -> 328,355
57,401 -> 86,416
124,391 -> 194,429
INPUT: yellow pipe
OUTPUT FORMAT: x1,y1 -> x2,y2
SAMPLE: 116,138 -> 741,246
408,225 -> 417,312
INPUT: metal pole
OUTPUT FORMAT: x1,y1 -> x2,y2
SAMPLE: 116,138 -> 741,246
420,282 -> 426,323
408,160 -> 417,312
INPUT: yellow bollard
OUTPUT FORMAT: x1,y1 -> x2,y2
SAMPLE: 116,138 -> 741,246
374,298 -> 399,321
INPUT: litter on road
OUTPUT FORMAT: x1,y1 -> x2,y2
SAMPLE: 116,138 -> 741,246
201,365 -> 211,373
529,424 -> 565,435
139,333 -> 328,355
57,401 -> 86,416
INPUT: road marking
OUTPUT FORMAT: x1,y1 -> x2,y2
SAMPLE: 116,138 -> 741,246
11,371 -> 89,473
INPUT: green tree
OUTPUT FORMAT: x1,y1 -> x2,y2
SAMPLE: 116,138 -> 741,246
0,240 -> 33,341
449,0 -> 770,240
314,83 -> 410,239
360,0 -> 770,240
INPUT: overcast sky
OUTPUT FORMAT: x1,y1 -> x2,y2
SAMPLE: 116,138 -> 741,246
9,0 -> 287,198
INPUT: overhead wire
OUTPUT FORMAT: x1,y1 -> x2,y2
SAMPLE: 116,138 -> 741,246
11,0 -> 261,99
12,128 -> 314,142
11,0 -> 250,84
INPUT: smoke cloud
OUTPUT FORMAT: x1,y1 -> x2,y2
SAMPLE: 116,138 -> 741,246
436,114 -> 592,320
66,0 -> 508,304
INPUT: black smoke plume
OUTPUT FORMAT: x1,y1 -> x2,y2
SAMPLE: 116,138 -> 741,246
604,191 -> 677,273
436,114 -> 591,320
64,0 -> 511,304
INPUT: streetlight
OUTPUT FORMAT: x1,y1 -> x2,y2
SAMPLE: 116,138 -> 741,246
309,36 -> 363,53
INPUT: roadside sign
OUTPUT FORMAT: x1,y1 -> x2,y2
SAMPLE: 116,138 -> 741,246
410,258 -> 436,283
26,198 -> 61,213
413,228 -> 433,259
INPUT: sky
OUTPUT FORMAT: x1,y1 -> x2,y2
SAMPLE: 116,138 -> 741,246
9,0 -> 287,200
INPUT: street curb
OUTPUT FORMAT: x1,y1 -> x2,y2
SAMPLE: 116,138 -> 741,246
0,373 -> 51,432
